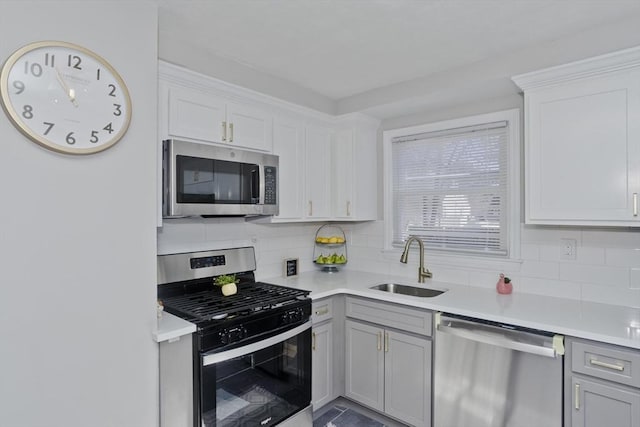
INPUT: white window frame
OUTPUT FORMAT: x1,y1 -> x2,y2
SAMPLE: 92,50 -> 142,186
383,108 -> 521,267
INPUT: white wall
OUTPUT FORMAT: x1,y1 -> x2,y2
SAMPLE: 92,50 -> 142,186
0,2 -> 159,427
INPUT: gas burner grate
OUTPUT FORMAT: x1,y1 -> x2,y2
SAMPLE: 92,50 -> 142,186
161,282 -> 308,323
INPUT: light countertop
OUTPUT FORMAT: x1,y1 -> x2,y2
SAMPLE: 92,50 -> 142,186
264,269 -> 640,350
154,312 -> 196,343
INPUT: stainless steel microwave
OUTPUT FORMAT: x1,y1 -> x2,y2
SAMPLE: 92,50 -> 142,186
162,139 -> 278,217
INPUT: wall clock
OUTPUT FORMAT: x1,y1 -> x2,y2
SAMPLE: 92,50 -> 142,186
0,41 -> 131,155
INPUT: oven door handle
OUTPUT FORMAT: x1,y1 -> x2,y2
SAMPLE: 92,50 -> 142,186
202,321 -> 311,366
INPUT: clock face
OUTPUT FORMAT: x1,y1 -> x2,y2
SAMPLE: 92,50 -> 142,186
0,41 -> 131,154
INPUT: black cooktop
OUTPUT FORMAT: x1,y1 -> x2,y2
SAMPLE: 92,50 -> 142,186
159,279 -> 310,324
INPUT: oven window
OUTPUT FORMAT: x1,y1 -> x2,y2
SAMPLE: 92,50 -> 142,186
176,155 -> 260,204
200,329 -> 311,427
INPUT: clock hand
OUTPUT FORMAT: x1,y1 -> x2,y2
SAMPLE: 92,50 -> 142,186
54,67 -> 78,107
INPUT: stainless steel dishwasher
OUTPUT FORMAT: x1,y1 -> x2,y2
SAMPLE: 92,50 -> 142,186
434,313 -> 564,427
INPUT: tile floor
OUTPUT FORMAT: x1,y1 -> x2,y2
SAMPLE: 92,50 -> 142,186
313,405 -> 386,427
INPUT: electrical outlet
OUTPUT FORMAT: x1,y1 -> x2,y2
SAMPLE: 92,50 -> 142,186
560,238 -> 577,260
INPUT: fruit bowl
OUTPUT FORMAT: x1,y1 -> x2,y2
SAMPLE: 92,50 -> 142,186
313,224 -> 347,272
313,260 -> 346,272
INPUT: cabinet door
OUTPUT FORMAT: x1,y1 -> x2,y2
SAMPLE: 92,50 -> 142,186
571,376 -> 640,427
167,86 -> 226,143
312,322 -> 333,410
345,319 -> 384,411
226,101 -> 273,152
526,70 -> 640,226
385,330 -> 432,427
332,129 -> 355,219
273,117 -> 304,220
304,125 -> 332,219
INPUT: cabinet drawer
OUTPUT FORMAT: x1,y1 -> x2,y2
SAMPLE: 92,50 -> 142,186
571,339 -> 640,388
346,296 -> 432,337
312,298 -> 333,324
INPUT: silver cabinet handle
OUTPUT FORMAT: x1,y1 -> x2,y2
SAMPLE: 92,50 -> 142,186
312,332 -> 316,351
377,331 -> 382,351
574,383 -> 580,410
633,193 -> 638,216
589,358 -> 624,371
384,332 -> 389,352
222,121 -> 227,141
315,307 -> 329,316
346,201 -> 351,217
229,122 -> 234,142
308,201 -> 313,217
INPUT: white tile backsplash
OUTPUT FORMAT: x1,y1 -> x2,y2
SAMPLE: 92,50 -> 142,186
605,248 -> 640,267
158,219 -> 640,308
559,263 -> 629,287
582,229 -> 640,248
630,268 -> 640,289
519,243 -> 540,261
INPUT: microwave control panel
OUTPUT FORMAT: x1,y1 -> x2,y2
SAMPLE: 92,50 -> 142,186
264,166 -> 277,205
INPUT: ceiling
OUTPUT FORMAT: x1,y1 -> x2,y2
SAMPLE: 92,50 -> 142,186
157,0 -> 640,100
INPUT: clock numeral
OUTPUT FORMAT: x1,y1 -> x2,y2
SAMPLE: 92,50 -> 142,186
113,103 -> 122,116
96,68 -> 101,81
23,61 -> 43,77
13,81 -> 25,94
22,105 -> 34,119
90,130 -> 99,143
103,122 -> 114,134
67,54 -> 82,70
44,53 -> 55,68
66,132 -> 76,145
43,122 -> 55,136
108,84 -> 116,97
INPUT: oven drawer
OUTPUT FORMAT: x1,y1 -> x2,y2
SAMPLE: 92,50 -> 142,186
312,298 -> 333,324
571,339 -> 640,388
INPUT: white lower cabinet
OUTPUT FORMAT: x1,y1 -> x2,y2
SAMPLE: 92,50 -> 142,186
312,321 -> 333,410
344,297 -> 432,427
311,297 -> 341,411
570,376 -> 640,427
566,337 -> 640,427
345,320 -> 385,410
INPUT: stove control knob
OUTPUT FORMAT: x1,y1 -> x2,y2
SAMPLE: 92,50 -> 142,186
219,330 -> 228,345
281,313 -> 291,324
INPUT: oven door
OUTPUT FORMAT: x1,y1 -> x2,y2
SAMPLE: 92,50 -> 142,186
198,322 -> 311,427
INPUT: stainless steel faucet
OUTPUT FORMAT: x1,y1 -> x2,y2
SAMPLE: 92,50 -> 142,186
400,236 -> 433,283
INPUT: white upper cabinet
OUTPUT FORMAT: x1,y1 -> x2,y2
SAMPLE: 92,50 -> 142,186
159,63 -> 273,152
166,86 -> 272,152
513,47 -> 640,226
304,124 -> 333,220
225,100 -> 273,152
273,116 -> 305,220
333,119 -> 378,221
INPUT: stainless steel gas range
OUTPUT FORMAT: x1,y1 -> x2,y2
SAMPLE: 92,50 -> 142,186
157,247 -> 312,427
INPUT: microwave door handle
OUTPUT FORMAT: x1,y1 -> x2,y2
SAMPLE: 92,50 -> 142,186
251,167 -> 260,202
202,321 -> 311,366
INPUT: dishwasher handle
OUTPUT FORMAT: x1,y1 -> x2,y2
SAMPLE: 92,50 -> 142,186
437,316 -> 563,359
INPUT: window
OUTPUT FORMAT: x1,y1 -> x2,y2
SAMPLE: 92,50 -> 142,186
384,109 -> 520,259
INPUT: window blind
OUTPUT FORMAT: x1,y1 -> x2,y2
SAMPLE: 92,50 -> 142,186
391,121 -> 509,256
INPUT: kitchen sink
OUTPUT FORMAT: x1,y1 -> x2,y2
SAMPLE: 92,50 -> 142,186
369,283 -> 445,298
